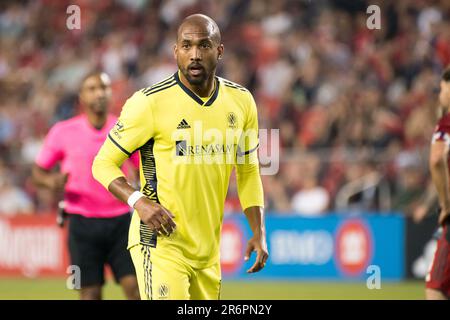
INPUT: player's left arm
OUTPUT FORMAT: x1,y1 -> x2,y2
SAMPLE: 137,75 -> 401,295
243,206 -> 268,273
429,136 -> 450,226
236,91 -> 268,273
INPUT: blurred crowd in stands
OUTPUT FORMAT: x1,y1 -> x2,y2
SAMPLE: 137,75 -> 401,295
0,0 -> 449,217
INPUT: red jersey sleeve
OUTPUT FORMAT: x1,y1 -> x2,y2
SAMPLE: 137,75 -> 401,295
432,113 -> 450,144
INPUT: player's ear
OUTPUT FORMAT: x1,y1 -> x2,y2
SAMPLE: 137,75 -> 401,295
217,44 -> 224,61
173,44 -> 178,60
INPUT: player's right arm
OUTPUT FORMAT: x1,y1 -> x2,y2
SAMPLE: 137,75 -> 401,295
430,133 -> 450,226
92,91 -> 176,235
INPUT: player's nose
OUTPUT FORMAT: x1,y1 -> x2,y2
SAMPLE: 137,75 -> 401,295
190,46 -> 201,61
95,87 -> 107,98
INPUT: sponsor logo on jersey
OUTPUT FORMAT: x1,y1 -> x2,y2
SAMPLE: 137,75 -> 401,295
115,120 -> 124,132
177,119 -> 191,129
175,140 -> 236,157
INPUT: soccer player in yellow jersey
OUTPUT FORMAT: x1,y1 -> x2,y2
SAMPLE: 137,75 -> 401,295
92,14 -> 268,300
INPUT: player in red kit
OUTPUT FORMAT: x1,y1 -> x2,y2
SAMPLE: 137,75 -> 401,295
427,66 -> 450,300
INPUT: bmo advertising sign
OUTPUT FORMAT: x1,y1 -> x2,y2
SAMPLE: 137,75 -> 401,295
221,214 -> 404,280
335,220 -> 373,276
0,213 -> 403,280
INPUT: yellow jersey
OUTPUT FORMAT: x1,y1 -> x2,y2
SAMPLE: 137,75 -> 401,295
93,71 -> 264,268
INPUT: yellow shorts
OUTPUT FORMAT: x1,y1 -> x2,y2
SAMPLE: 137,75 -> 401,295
129,244 -> 221,300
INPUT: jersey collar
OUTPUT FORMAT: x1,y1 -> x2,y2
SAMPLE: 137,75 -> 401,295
174,71 -> 220,107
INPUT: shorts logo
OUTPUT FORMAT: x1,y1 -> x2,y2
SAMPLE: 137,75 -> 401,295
227,112 -> 237,128
158,283 -> 169,299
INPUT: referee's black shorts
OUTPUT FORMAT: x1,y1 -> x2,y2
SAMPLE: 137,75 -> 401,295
68,213 -> 136,288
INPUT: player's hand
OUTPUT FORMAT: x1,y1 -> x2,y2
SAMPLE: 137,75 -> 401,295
49,172 -> 69,192
244,235 -> 269,273
438,209 -> 450,226
134,197 -> 176,236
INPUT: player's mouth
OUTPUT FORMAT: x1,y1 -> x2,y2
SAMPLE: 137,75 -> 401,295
91,99 -> 107,111
188,64 -> 205,76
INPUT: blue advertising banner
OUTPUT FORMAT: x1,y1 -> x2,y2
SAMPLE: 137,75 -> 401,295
220,213 -> 405,280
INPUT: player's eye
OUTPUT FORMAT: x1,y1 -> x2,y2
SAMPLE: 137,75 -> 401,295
200,43 -> 211,49
182,43 -> 190,49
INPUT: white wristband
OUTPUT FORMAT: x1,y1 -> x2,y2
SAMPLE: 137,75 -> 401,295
127,191 -> 145,208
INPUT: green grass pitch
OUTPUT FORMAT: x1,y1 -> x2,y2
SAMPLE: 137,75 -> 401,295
0,278 -> 425,300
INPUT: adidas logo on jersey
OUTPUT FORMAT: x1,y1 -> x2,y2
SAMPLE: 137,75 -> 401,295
177,119 -> 191,129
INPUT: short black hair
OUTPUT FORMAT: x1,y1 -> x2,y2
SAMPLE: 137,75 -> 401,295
442,66 -> 450,82
80,69 -> 104,88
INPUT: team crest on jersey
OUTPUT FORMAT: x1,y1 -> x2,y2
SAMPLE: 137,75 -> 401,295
227,112 -> 237,128
158,283 -> 169,299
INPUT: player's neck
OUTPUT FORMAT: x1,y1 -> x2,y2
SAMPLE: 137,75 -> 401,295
86,112 -> 107,130
179,71 -> 216,98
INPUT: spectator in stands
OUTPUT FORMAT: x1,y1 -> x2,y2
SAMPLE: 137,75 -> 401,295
0,173 -> 33,216
0,0 -> 448,216
392,164 -> 426,216
291,172 -> 330,216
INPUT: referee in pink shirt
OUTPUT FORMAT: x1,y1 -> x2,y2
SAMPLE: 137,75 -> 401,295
32,71 -> 140,300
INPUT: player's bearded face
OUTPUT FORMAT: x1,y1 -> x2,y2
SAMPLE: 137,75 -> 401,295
176,36 -> 221,86
180,60 -> 211,85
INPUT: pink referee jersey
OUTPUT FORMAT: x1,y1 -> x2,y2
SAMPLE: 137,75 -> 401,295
36,113 -> 138,218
